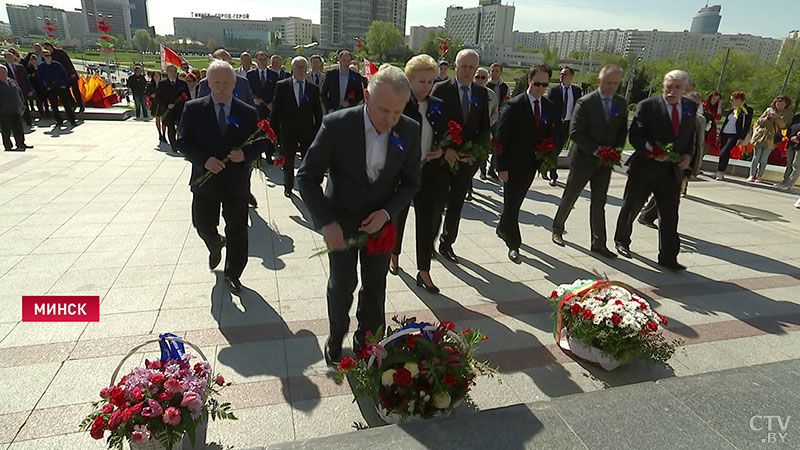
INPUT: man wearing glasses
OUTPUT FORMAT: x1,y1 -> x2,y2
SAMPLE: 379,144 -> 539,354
495,63 -> 556,263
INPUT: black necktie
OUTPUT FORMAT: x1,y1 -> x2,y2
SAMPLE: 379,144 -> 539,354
461,85 -> 470,122
314,73 -> 318,85
297,81 -> 304,106
562,87 -> 568,119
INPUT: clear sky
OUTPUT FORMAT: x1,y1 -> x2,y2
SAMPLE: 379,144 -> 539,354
1,0 -> 795,40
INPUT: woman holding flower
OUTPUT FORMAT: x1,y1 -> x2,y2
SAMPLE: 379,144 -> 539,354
145,71 -> 165,143
390,54 -> 454,294
715,90 -> 753,181
698,90 -> 723,176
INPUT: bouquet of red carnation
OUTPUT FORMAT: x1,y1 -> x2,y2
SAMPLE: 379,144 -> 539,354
424,120 -> 463,172
336,316 -> 497,422
192,119 -> 277,187
310,222 -> 397,257
535,137 -> 559,172
595,145 -> 622,168
458,132 -> 495,166
645,141 -> 682,163
145,96 -> 152,107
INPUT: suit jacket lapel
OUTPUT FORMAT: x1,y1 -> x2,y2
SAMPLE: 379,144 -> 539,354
376,124 -> 404,185
355,107 -> 369,184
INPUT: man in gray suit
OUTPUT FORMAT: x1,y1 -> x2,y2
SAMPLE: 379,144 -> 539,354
552,65 -> 626,258
297,64 -> 421,365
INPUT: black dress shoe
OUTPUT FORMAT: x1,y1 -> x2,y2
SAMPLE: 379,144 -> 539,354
324,338 -> 342,366
552,232 -> 565,247
389,263 -> 399,276
658,261 -> 687,271
438,243 -> 459,264
284,188 -> 291,198
24,144 -> 33,149
549,178 -> 558,187
209,237 -> 226,270
248,193 -> 258,208
416,273 -> 440,294
225,276 -> 243,294
508,249 -> 521,264
637,217 -> 658,229
615,243 -> 632,258
465,191 -> 473,201
591,246 -> 618,258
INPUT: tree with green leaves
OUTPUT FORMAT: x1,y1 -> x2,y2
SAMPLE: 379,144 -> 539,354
206,37 -> 217,52
133,29 -> 153,52
365,20 -> 404,61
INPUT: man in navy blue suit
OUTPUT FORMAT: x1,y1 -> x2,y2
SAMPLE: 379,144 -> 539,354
297,64 -> 421,365
545,66 -> 582,186
320,50 -> 366,112
178,61 -> 267,295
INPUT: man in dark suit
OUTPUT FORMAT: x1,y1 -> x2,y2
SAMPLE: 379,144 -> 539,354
43,42 -> 83,114
545,66 -> 582,187
430,49 -> 490,264
270,56 -> 323,198
178,61 -> 267,294
487,63 -> 509,106
614,69 -> 697,271
320,50 -> 366,112
306,54 -> 326,87
156,64 -> 190,152
197,48 -> 254,106
246,51 -> 274,119
3,50 -> 33,128
495,63 -> 557,263
297,64 -> 421,364
552,65 -> 626,258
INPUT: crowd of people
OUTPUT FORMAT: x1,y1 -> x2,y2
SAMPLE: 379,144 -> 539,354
1,42 -> 87,151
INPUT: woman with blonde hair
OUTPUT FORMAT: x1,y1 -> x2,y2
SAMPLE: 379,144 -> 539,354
389,54 -> 455,294
748,95 -> 792,182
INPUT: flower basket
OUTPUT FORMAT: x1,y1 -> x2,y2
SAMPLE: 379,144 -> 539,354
337,317 -> 497,423
81,335 -> 236,450
549,280 -> 682,371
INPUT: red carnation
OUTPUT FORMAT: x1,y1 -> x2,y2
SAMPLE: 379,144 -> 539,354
131,386 -> 144,402
646,321 -> 658,332
180,92 -> 188,100
569,303 -> 582,315
550,290 -> 558,298
405,334 -> 420,348
537,137 -> 555,153
614,300 -> 623,305
337,355 -> 356,371
157,391 -> 173,402
148,373 -> 165,385
442,372 -> 457,386
730,146 -> 742,159
102,404 -> 114,414
108,387 -> 126,407
347,90 -> 356,100
89,415 -> 106,440
440,321 -> 455,331
656,312 -> 668,325
272,156 -> 286,166
491,136 -> 503,155
107,410 -> 123,431
365,223 -> 397,254
215,375 -> 226,386
581,309 -> 594,321
393,367 -> 413,387
610,313 -> 621,326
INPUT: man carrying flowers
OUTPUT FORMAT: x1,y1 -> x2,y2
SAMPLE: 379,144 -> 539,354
178,61 -> 268,294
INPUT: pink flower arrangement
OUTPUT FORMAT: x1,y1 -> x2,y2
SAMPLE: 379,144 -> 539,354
80,353 -> 237,449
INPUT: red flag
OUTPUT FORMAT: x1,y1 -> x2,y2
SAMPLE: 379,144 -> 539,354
364,58 -> 378,80
160,44 -> 184,71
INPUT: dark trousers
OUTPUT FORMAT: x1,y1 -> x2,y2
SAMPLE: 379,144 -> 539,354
614,164 -> 681,264
68,77 -> 83,108
392,162 -> 450,270
133,92 -> 148,118
440,161 -> 479,247
34,89 -> 50,118
164,109 -> 179,150
47,87 -> 75,123
21,96 -> 32,126
498,166 -> 537,250
191,193 -> 249,278
547,120 -> 571,181
280,134 -> 311,190
326,246 -> 391,350
717,133 -> 739,172
0,113 -> 25,150
552,165 -> 612,248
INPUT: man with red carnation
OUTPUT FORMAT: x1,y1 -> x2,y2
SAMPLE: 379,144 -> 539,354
178,61 -> 267,294
495,62 -> 557,263
156,64 -> 190,152
297,64 -> 421,365
552,64 -> 627,258
614,69 -> 697,271
270,56 -> 322,198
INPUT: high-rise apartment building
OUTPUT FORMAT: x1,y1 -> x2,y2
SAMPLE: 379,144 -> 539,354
445,1 -> 514,47
690,4 -> 722,35
128,0 -> 151,35
81,0 -> 132,40
320,0 -> 408,48
6,3 -> 70,40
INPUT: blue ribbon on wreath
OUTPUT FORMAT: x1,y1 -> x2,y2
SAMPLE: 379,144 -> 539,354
158,333 -> 185,360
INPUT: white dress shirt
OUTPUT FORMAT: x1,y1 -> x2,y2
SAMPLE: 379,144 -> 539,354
338,69 -> 350,104
418,99 -> 433,161
292,76 -> 305,106
561,84 -> 574,120
363,106 -> 389,183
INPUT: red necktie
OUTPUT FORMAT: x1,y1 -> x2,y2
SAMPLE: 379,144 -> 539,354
671,103 -> 680,135
534,99 -> 540,127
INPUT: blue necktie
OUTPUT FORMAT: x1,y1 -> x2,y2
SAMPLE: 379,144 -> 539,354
461,85 -> 470,122
217,103 -> 227,131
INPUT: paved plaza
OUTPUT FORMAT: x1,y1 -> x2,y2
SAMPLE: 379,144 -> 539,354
0,119 -> 799,449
